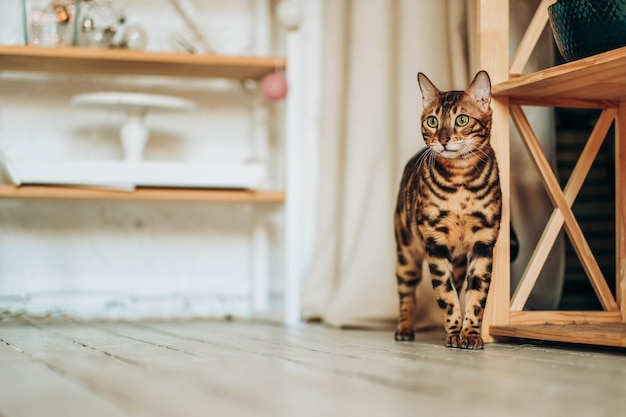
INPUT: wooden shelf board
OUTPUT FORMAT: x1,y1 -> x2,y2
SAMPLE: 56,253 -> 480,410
509,310 -> 623,325
490,323 -> 626,348
0,45 -> 285,80
0,185 -> 285,203
494,45 -> 626,106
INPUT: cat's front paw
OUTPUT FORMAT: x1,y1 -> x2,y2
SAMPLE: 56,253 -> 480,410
460,334 -> 484,350
445,333 -> 461,348
394,327 -> 415,341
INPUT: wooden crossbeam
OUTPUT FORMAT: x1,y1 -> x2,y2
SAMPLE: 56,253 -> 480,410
510,108 -> 617,310
510,104 -> 618,312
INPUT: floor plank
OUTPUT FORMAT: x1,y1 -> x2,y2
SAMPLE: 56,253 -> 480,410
1,319 -> 626,417
142,320 -> 626,416
0,339 -> 129,417
0,322 -> 258,417
39,321 -> 439,416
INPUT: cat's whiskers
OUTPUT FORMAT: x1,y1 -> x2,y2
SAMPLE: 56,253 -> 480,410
462,142 -> 491,167
429,146 -> 437,171
420,144 -> 438,172
468,149 -> 488,166
469,143 -> 492,162
461,146 -> 482,172
414,146 -> 432,173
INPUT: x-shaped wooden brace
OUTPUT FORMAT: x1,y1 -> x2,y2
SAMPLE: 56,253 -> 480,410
509,105 -> 619,312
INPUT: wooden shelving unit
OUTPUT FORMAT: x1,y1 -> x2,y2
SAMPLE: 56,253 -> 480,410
0,45 -> 287,200
493,46 -> 626,107
478,0 -> 626,348
0,39 -> 299,323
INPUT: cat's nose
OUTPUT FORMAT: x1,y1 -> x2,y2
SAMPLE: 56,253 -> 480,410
440,137 -> 450,146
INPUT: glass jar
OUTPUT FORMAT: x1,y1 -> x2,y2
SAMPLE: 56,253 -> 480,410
74,0 -> 125,48
22,0 -> 77,46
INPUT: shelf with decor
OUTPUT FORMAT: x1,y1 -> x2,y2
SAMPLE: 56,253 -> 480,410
0,45 -> 286,79
0,44 -> 287,200
0,29 -> 298,323
493,45 -> 626,107
477,0 -> 626,348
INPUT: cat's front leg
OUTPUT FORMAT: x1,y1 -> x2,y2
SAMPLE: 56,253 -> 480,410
394,261 -> 421,341
461,242 -> 494,349
425,255 -> 463,348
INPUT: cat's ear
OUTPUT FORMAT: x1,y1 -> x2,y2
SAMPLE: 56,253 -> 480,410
417,72 -> 440,107
466,70 -> 491,111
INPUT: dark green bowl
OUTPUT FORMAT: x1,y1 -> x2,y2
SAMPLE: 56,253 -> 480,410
548,0 -> 626,62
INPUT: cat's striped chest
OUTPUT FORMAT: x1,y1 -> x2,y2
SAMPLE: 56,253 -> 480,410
416,170 -> 496,250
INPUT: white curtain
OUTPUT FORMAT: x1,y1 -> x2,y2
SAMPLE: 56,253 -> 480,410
301,0 -> 563,328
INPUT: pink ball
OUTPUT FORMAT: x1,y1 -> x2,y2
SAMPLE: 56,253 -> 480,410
261,73 -> 288,101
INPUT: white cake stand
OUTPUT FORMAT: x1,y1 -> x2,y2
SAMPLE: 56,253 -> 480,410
71,92 -> 197,162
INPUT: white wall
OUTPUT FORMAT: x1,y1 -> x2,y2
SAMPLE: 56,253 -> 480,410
0,0 -> 295,319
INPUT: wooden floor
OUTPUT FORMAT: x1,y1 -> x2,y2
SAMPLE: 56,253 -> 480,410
1,319 -> 625,417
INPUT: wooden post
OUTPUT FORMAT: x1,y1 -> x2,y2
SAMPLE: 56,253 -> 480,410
616,102 -> 626,320
475,0 -> 511,341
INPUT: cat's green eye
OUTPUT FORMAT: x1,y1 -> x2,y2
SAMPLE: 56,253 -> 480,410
426,116 -> 439,128
456,114 -> 470,127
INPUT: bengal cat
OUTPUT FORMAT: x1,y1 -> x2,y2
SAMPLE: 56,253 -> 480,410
394,71 -> 501,349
